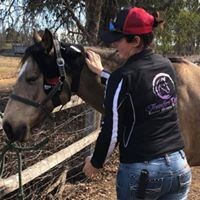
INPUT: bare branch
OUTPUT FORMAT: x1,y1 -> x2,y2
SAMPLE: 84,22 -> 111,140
2,0 -> 15,21
62,1 -> 89,38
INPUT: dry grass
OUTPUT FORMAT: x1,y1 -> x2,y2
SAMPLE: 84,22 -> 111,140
0,56 -> 20,79
0,56 -> 20,91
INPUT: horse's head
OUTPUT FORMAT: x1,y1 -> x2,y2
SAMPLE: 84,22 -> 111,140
2,29 -> 86,142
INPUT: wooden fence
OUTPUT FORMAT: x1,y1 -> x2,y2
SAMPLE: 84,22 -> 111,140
0,96 -> 100,198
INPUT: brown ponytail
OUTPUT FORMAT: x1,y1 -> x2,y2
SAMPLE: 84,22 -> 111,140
152,12 -> 164,29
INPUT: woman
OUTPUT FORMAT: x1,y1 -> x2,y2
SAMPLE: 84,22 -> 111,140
83,7 -> 191,200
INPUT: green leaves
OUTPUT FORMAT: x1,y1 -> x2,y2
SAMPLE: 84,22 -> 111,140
1,0 -> 200,54
156,2 -> 200,54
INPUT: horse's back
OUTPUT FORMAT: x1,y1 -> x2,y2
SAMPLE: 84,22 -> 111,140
170,57 -> 200,166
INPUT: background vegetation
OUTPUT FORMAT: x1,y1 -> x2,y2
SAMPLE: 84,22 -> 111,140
0,0 -> 200,55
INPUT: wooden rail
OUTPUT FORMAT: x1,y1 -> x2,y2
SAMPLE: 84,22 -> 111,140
0,129 -> 99,197
0,119 -> 2,131
52,95 -> 84,112
0,95 -> 95,198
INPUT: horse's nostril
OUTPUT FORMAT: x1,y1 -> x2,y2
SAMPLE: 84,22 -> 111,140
3,121 -> 28,142
2,121 -> 13,141
16,124 -> 27,141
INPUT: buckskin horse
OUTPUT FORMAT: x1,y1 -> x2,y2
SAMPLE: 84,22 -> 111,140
2,29 -> 200,166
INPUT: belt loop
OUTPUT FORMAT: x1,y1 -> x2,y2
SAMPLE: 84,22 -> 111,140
144,161 -> 149,165
179,150 -> 185,159
164,154 -> 170,166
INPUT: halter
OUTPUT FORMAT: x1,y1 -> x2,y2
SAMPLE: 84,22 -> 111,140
10,39 -> 72,119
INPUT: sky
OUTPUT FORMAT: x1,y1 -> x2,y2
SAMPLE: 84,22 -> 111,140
0,0 -> 85,41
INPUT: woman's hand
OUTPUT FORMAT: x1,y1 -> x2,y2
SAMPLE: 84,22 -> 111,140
86,50 -> 104,76
83,156 -> 99,179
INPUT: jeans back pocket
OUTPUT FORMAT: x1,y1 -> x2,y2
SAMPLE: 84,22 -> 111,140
130,174 -> 163,199
178,170 -> 192,192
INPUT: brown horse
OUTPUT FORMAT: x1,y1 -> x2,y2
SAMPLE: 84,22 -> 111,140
2,29 -> 200,166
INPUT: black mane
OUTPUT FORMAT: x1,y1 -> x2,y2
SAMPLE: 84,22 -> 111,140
21,41 -> 86,92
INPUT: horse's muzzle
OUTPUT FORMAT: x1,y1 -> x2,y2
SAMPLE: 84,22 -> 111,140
2,120 -> 28,142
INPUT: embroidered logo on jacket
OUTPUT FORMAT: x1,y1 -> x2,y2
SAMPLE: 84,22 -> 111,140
153,73 -> 174,100
146,73 -> 177,115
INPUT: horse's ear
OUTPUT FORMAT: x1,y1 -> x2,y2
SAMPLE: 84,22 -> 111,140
33,29 -> 42,43
42,29 -> 53,53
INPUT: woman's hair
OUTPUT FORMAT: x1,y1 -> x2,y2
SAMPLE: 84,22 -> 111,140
125,33 -> 154,48
124,11 -> 164,48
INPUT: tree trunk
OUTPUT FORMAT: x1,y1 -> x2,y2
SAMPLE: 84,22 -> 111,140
85,0 -> 104,45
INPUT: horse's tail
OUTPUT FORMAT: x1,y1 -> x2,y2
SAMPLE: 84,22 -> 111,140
168,57 -> 186,63
169,56 -> 199,68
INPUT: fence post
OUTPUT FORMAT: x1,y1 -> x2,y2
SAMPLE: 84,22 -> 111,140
84,106 -> 101,156
0,111 -> 3,131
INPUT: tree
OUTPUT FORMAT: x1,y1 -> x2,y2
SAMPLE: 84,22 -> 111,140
0,0 -> 200,55
5,27 -> 19,43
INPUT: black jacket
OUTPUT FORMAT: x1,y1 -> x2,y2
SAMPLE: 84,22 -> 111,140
91,49 -> 184,168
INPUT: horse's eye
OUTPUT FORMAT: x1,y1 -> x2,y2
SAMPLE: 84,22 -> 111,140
26,76 -> 38,84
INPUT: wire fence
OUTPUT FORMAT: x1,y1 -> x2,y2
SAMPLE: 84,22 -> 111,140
0,98 -> 101,200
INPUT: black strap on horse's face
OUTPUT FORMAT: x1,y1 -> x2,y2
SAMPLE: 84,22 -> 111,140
10,79 -> 64,120
10,39 -> 71,120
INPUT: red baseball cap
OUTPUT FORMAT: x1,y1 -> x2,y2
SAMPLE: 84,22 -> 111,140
101,7 -> 154,43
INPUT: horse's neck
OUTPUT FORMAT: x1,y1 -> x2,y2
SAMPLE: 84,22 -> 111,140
84,46 -> 124,72
77,66 -> 104,113
77,47 -> 123,113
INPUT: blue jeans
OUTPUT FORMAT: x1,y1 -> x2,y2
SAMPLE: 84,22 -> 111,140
116,150 -> 191,200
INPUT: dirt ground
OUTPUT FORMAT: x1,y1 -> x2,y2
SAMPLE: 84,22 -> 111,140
0,55 -> 200,200
65,153 -> 200,200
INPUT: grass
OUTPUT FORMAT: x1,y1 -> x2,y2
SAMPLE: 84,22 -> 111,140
0,55 -> 21,90
0,56 -> 21,79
